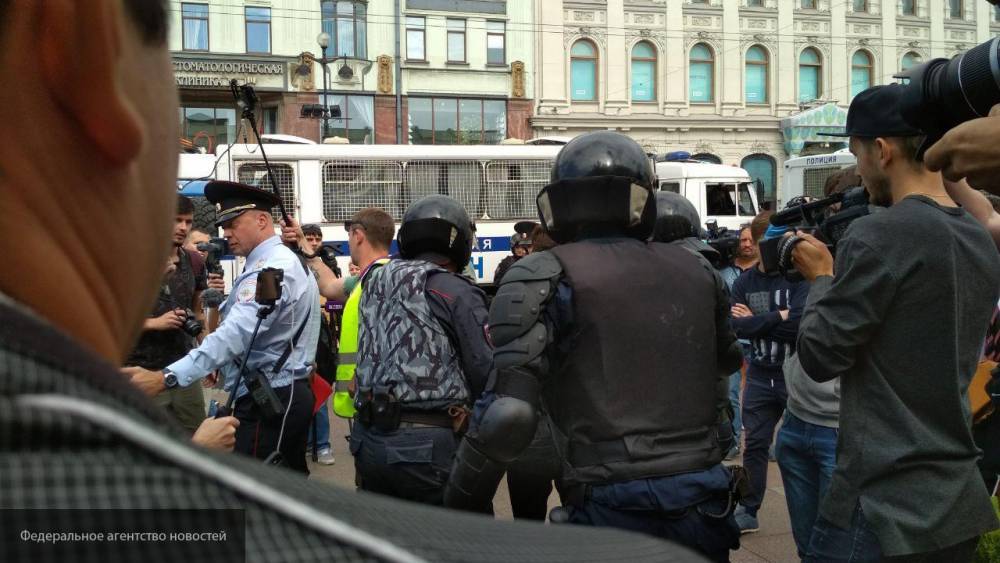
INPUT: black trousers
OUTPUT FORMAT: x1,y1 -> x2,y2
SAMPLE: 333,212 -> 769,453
233,379 -> 314,475
506,415 -> 566,521
350,422 -> 457,506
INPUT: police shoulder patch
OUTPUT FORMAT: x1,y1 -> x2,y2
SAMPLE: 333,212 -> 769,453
237,279 -> 257,304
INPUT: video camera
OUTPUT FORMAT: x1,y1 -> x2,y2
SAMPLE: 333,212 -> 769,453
760,187 -> 874,281
705,220 -> 740,269
196,237 -> 229,308
196,237 -> 229,276
897,36 -> 1000,156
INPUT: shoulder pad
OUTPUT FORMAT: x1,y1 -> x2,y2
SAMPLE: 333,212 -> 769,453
490,275 -> 556,348
498,251 -> 563,285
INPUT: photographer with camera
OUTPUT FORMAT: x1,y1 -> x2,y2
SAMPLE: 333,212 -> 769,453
126,181 -> 320,474
791,84 -> 1000,560
124,196 -> 209,435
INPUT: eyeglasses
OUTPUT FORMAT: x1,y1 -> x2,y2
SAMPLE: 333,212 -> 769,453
344,220 -> 367,232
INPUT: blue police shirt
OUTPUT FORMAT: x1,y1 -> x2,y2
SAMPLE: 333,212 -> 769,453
168,236 -> 320,397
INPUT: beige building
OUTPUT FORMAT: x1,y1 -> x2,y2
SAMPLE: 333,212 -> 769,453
532,0 -> 1000,207
168,0 -> 534,148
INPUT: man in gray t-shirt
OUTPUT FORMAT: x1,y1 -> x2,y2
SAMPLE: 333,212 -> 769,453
792,84 -> 1000,561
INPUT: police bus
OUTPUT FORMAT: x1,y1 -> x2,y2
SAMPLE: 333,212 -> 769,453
179,142 -> 759,284
782,148 -> 857,206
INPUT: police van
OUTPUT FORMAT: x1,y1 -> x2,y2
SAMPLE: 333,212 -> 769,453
782,149 -> 857,206
654,152 -> 760,232
178,142 -> 759,284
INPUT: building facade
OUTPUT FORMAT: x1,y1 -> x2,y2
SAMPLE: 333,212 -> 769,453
533,0 -> 1000,207
169,0 -> 534,150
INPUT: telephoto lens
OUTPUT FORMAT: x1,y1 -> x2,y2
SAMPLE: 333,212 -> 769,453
899,37 -> 1000,147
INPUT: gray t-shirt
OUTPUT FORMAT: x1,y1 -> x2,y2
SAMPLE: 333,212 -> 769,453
798,195 -> 1000,555
783,352 -> 839,428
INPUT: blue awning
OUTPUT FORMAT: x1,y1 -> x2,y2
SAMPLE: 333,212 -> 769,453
780,103 -> 848,156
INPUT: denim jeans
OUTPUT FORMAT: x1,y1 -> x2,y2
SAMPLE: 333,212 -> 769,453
728,370 -> 743,447
774,412 -> 838,557
307,398 -> 331,453
805,503 -> 980,562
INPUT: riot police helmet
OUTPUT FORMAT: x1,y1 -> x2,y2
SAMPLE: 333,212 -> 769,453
536,131 -> 656,244
652,191 -> 707,242
397,195 -> 475,268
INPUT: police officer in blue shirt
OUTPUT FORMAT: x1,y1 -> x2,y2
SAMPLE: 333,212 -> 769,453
128,181 -> 320,474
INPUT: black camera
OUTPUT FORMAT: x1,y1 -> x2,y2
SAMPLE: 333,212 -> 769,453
760,187 -> 874,281
180,308 -> 204,338
897,37 -> 1000,155
196,237 -> 228,276
705,220 -> 740,269
316,243 -> 344,278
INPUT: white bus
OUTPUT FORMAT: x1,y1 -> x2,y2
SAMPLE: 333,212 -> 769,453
782,149 -> 857,206
179,143 -> 759,283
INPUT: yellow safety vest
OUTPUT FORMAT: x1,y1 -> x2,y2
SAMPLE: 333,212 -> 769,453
333,259 -> 388,418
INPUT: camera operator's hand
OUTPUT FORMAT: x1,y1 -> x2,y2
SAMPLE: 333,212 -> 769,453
791,232 -> 834,282
925,103 -> 1000,194
206,273 -> 225,292
731,303 -> 753,318
280,217 -> 305,249
191,416 -> 240,451
144,308 -> 186,331
121,366 -> 166,396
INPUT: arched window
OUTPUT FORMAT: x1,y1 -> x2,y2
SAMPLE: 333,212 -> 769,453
631,42 -> 656,102
901,51 -> 922,71
798,48 -> 821,102
692,153 -> 722,164
689,43 -> 714,103
745,45 -> 768,104
851,50 -> 873,98
321,1 -> 367,58
571,40 -> 598,101
742,154 -> 777,210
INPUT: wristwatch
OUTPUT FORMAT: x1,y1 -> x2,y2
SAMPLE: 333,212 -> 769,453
163,369 -> 179,389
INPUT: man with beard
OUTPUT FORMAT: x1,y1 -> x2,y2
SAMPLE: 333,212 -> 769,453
793,84 -> 1000,560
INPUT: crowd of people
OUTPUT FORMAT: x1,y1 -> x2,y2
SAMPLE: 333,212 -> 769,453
3,1 -> 1000,562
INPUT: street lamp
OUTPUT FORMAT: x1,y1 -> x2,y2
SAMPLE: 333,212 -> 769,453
316,32 -> 331,140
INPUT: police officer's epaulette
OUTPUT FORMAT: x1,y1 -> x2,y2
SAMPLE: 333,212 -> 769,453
497,251 -> 563,285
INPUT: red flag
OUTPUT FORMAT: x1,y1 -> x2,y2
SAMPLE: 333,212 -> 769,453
311,375 -> 333,415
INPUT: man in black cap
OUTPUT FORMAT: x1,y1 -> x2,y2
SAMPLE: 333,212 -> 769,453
791,84 -> 1000,560
127,180 -> 321,474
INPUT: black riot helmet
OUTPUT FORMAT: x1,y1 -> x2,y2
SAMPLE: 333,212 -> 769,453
653,191 -> 707,243
397,195 -> 475,268
537,131 -> 656,244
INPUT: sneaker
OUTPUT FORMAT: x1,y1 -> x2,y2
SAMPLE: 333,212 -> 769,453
735,509 -> 759,534
317,447 -> 335,465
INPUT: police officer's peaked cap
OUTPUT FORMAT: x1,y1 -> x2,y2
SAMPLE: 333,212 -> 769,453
204,180 -> 282,227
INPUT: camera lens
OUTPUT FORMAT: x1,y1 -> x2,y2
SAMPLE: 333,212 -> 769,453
935,37 -> 1000,123
902,37 -> 1000,138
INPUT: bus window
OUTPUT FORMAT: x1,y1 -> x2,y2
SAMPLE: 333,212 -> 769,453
237,162 -> 297,221
737,183 -> 756,216
659,182 -> 680,194
485,159 -> 551,219
321,160 -> 404,221
803,166 -> 842,199
706,183 -> 737,216
406,161 -> 483,218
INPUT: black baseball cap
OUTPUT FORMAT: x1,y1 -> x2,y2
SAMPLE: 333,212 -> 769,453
818,84 -> 923,138
301,224 -> 323,237
204,180 -> 282,227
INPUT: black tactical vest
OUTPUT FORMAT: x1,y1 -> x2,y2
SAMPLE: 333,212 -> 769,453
548,238 -> 723,485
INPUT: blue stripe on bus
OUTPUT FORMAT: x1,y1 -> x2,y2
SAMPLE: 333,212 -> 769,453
317,236 -> 513,255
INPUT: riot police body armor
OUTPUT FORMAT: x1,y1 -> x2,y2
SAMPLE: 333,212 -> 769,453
445,132 -> 741,561
351,195 -> 492,506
